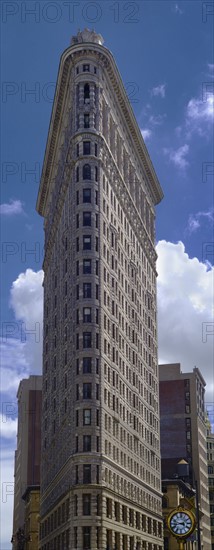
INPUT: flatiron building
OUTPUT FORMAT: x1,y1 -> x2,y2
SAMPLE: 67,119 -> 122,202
37,29 -> 164,550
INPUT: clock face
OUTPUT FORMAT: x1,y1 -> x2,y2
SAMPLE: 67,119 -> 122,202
169,511 -> 193,536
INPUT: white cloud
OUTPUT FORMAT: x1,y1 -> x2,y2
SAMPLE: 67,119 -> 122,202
1,448 -> 16,549
0,415 -> 17,440
0,269 -> 43,546
141,128 -> 152,141
157,240 -> 214,404
151,84 -> 166,98
185,94 -> 214,137
173,3 -> 183,15
0,199 -> 24,216
187,208 -> 214,234
149,114 -> 166,126
163,144 -> 189,169
187,95 -> 214,122
208,63 -> 214,74
9,269 -> 44,374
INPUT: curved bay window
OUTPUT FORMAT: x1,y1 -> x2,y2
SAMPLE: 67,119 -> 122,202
83,164 -> 91,180
84,83 -> 90,104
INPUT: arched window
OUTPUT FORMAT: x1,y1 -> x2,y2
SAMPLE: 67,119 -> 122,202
83,164 -> 91,180
84,83 -> 90,103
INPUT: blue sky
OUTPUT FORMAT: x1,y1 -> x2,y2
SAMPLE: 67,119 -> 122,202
0,1 -> 213,547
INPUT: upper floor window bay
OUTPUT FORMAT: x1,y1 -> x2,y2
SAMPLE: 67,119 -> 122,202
84,84 -> 90,104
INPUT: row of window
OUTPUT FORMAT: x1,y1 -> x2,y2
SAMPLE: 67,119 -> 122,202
75,464 -> 99,484
75,435 -> 99,453
40,499 -> 69,538
40,530 -> 162,550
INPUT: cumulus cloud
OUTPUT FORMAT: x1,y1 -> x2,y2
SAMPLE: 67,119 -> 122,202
187,96 -> 213,122
141,128 -> 152,141
0,270 -> 44,545
0,415 -> 17,440
163,144 -> 189,169
0,199 -> 24,216
156,240 -> 214,404
187,208 -> 214,234
9,269 -> 44,374
151,84 -> 166,98
186,94 -> 214,136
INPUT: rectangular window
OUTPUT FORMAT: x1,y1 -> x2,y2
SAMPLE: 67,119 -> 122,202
83,409 -> 91,425
76,358 -> 79,375
83,435 -> 91,452
95,143 -> 98,156
76,384 -> 79,400
83,357 -> 92,374
83,283 -> 91,298
83,526 -> 91,549
83,383 -> 92,399
83,259 -> 91,274
83,141 -> 91,155
83,308 -> 92,323
75,465 -> 79,484
84,114 -> 90,128
96,384 -> 99,400
76,190 -> 79,204
76,237 -> 79,252
83,235 -> 91,250
76,214 -> 79,228
83,333 -> 92,348
83,465 -> 91,484
83,189 -> 91,203
76,333 -> 79,350
83,212 -> 91,226
96,409 -> 99,426
74,527 -> 78,548
83,64 -> 90,72
96,358 -> 99,374
76,410 -> 79,426
83,494 -> 91,515
96,333 -> 99,349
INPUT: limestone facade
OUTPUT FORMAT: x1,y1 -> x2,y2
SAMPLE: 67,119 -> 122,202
37,29 -> 164,550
